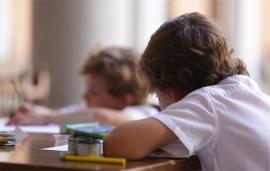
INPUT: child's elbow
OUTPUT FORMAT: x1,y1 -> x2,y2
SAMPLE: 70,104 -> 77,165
103,136 -> 147,160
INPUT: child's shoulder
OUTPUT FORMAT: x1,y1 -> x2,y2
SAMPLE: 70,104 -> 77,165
165,75 -> 263,112
189,75 -> 256,98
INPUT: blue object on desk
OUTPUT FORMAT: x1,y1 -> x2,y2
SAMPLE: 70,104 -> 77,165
66,122 -> 113,140
76,126 -> 113,133
66,122 -> 99,134
74,126 -> 113,140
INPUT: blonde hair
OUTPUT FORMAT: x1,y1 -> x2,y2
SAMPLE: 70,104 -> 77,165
81,47 -> 148,105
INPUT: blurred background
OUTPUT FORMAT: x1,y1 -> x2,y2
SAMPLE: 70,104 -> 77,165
0,0 -> 270,116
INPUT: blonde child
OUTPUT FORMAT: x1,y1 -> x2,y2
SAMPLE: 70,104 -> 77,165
9,47 -> 158,126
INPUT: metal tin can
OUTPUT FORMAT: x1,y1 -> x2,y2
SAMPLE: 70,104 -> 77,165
76,137 -> 102,156
68,137 -> 77,154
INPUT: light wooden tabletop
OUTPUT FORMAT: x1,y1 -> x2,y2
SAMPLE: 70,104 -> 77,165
0,133 -> 201,171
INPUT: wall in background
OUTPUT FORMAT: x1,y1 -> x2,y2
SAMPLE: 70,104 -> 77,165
32,0 -> 134,107
32,0 -> 168,107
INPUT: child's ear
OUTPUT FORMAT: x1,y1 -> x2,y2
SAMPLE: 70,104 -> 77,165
167,89 -> 183,102
121,94 -> 135,106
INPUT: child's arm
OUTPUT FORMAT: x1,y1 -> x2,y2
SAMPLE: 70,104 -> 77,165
8,103 -> 86,125
7,112 -> 60,125
7,103 -> 60,125
103,118 -> 177,160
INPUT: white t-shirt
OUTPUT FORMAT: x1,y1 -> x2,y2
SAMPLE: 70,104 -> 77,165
152,75 -> 270,171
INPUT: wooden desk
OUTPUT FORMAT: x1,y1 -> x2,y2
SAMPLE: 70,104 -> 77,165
0,133 -> 201,171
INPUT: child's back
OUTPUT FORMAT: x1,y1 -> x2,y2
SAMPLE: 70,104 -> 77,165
153,74 -> 270,170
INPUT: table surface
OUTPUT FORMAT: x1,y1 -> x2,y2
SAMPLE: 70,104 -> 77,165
0,133 -> 201,171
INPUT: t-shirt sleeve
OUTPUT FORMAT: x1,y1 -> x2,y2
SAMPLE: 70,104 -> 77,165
152,92 -> 216,157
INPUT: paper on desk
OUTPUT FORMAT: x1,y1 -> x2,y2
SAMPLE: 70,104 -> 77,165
42,144 -> 68,152
0,125 -> 60,134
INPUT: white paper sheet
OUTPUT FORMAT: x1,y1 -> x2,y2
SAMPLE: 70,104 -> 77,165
42,144 -> 68,152
0,125 -> 60,134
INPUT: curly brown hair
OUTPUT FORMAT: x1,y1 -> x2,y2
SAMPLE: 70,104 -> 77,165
81,47 -> 147,105
139,12 -> 249,95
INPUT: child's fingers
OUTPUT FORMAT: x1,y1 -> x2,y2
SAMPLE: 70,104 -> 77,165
17,103 -> 33,114
7,114 -> 27,125
6,116 -> 19,125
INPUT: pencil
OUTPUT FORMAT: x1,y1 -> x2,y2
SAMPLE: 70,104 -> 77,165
61,154 -> 126,166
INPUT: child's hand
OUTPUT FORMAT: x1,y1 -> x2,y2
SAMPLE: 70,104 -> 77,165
89,108 -> 115,125
7,103 -> 54,125
79,108 -> 133,126
7,113 -> 51,125
17,103 -> 52,115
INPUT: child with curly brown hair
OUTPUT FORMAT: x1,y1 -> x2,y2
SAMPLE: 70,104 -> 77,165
103,12 -> 270,171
